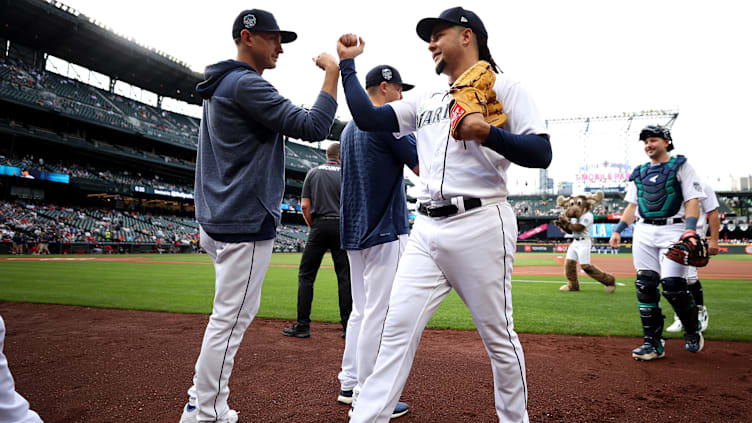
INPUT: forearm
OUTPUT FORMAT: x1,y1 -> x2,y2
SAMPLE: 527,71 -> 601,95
708,210 -> 720,241
302,210 -> 312,227
614,203 -> 637,232
482,126 -> 552,168
320,67 -> 339,101
340,59 -> 399,132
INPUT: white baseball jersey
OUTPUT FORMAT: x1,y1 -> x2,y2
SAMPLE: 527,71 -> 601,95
565,211 -> 594,264
696,182 -> 719,236
688,182 -> 720,282
390,74 -> 548,202
352,73 -> 546,423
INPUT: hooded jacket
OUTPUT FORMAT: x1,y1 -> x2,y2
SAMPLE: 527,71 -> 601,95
194,60 -> 337,238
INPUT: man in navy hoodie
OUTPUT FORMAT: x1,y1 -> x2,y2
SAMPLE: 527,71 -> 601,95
180,9 -> 339,423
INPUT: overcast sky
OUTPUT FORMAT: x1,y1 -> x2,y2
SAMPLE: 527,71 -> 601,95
58,0 -> 751,193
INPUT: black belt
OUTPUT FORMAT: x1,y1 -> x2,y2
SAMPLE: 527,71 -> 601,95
417,198 -> 482,218
573,237 -> 588,241
314,216 -> 339,221
641,217 -> 684,226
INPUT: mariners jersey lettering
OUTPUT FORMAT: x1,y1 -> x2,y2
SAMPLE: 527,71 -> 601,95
629,156 -> 686,218
389,75 -> 547,202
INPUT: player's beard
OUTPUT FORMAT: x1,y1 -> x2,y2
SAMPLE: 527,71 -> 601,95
435,59 -> 446,75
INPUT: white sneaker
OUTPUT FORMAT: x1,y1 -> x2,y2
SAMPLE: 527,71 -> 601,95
699,305 -> 709,332
179,404 -> 238,423
666,314 -> 683,333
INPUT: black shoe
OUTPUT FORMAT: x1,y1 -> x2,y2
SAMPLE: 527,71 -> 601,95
337,389 -> 353,405
341,327 -> 347,339
282,323 -> 310,338
684,331 -> 704,353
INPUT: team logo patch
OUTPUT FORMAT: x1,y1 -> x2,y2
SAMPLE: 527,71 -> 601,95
243,14 -> 256,28
693,181 -> 702,191
450,102 -> 466,131
381,68 -> 392,81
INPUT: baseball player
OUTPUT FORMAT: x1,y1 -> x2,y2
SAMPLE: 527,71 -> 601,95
180,9 -> 339,423
0,316 -> 43,423
336,65 -> 419,419
666,181 -> 719,333
609,125 -> 706,361
336,6 -> 552,422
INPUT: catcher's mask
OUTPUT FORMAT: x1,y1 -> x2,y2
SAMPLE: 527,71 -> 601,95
639,125 -> 673,151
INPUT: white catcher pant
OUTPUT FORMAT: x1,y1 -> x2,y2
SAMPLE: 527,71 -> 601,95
632,222 -> 687,279
0,316 -> 43,423
187,227 -> 274,422
338,235 -> 408,404
351,202 -> 529,423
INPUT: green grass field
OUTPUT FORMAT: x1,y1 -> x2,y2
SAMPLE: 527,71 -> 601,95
1,253 -> 750,341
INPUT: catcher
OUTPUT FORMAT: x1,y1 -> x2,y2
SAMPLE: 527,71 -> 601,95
554,191 -> 616,292
609,125 -> 707,361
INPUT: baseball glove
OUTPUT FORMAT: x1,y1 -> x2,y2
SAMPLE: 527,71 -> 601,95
665,232 -> 710,267
449,61 -> 508,139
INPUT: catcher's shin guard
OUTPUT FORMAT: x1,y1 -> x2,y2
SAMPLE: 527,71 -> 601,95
688,279 -> 704,306
662,277 -> 699,333
635,270 -> 664,340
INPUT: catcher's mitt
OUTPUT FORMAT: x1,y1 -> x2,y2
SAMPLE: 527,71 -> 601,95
449,61 -> 508,140
665,232 -> 710,267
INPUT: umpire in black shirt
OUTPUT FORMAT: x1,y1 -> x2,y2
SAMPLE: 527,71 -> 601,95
283,143 -> 351,338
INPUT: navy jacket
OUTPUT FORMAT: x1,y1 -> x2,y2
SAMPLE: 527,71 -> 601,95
194,60 -> 337,238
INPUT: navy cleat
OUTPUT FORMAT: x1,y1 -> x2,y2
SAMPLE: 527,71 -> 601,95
337,389 -> 353,405
632,339 -> 665,361
684,331 -> 704,353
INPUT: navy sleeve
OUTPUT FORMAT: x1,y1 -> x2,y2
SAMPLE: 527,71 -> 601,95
385,133 -> 419,169
340,59 -> 399,132
234,74 -> 336,142
483,126 -> 552,168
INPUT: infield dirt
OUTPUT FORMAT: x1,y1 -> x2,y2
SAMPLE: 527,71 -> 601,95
2,302 -> 750,422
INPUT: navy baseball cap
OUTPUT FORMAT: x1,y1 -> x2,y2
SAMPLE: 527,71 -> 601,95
365,65 -> 414,91
232,9 -> 297,43
416,7 -> 488,42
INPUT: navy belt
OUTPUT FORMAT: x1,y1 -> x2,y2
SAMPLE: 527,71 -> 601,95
641,217 -> 683,225
417,198 -> 482,218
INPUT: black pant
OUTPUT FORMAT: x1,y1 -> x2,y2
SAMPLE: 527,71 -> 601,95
297,218 -> 351,328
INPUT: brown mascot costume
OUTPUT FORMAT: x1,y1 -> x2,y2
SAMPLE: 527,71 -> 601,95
554,191 -> 616,292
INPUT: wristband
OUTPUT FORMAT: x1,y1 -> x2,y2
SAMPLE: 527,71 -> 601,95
685,216 -> 698,231
613,221 -> 628,234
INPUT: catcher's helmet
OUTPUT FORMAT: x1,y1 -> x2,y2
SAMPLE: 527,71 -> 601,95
639,125 -> 674,151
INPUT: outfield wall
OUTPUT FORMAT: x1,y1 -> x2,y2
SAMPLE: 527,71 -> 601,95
516,243 -> 752,255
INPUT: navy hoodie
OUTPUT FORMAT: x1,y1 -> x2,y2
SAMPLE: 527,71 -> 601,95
194,60 -> 337,239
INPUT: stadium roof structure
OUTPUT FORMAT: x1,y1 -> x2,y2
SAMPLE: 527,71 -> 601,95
0,0 -> 204,105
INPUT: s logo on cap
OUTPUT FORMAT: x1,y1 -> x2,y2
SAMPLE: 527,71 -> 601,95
382,68 -> 393,80
243,14 -> 256,28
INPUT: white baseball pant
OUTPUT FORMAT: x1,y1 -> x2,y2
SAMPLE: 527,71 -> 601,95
632,222 -> 687,278
351,202 -> 528,423
0,316 -> 43,423
338,235 -> 408,404
565,238 -> 591,264
187,227 -> 274,422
